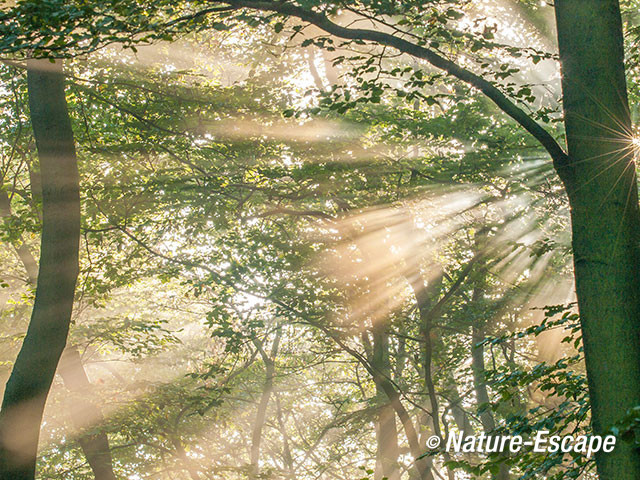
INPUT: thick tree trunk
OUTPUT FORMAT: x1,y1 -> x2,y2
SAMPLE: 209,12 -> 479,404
58,347 -> 117,480
1,129 -> 115,480
554,2 -> 640,478
0,59 -> 80,480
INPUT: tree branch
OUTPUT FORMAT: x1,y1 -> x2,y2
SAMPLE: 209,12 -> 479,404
218,1 -> 569,171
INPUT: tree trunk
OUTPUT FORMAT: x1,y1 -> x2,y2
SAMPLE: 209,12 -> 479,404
250,359 -> 275,477
58,347 -> 117,480
0,190 -> 38,285
371,320 -> 400,480
554,2 -> 640,478
0,58 -> 80,480
444,372 -> 471,437
471,324 -> 509,480
1,192 -> 115,480
169,436 -> 201,480
274,394 -> 295,479
250,330 -> 281,477
1,112 -> 115,479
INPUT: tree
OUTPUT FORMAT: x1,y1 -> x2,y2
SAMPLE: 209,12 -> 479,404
0,59 -> 81,480
0,1 -> 638,478
554,2 -> 640,478
208,3 -> 640,478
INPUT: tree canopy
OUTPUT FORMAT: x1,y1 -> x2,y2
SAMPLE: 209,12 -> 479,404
1,1 -> 640,479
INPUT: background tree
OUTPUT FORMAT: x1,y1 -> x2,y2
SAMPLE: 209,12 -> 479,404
0,1 -> 636,479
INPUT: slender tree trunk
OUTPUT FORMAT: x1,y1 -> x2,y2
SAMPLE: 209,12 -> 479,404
471,326 -> 496,434
1,128 -> 115,480
471,324 -> 509,480
404,264 -> 458,480
306,48 -> 325,91
0,58 -> 80,480
274,394 -> 295,479
444,372 -> 471,437
335,209 -> 432,479
169,436 -> 201,480
321,49 -> 340,86
0,190 -> 38,285
371,320 -> 400,480
58,347 -> 117,480
375,374 -> 433,480
468,254 -> 510,480
554,2 -> 640,478
250,330 -> 281,477
250,359 -> 274,477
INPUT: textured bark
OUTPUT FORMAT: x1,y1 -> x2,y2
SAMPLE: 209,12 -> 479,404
0,59 -> 80,480
58,347 -> 117,480
555,2 -> 640,478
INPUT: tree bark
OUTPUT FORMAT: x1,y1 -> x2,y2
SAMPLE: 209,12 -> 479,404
58,347 -> 117,480
0,190 -> 38,285
371,320 -> 400,480
471,324 -> 509,480
0,58 -> 80,480
274,394 -> 295,479
1,193 -> 116,480
554,2 -> 640,478
250,330 -> 281,477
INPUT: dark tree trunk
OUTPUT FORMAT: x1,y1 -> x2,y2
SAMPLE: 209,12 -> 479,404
1,109 -> 115,479
58,347 -> 117,480
554,2 -> 640,478
1,193 -> 115,480
0,59 -> 80,480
